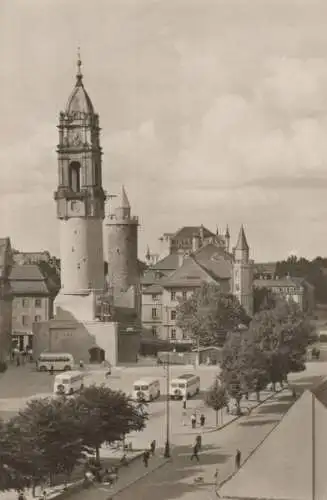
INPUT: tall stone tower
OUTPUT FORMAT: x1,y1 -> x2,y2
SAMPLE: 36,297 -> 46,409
232,225 -> 253,316
105,186 -> 139,299
54,55 -> 105,320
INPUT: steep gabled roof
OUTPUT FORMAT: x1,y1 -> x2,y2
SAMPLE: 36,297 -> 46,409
193,243 -> 232,280
151,253 -> 180,272
142,284 -> 164,295
173,226 -> 215,240
9,264 -> 50,295
161,256 -> 218,288
219,388 -> 327,500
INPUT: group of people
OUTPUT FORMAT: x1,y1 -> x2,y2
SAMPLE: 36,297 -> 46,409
190,412 -> 206,429
83,458 -> 120,488
11,347 -> 33,366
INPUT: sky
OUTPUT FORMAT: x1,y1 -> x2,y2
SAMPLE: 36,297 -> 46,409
1,0 -> 327,262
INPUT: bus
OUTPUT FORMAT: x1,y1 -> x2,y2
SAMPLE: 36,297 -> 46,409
132,378 -> 161,402
54,371 -> 84,395
36,352 -> 74,372
169,373 -> 200,400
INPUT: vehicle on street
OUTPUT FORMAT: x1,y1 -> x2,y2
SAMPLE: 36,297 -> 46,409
170,373 -> 200,399
36,352 -> 74,372
54,370 -> 85,395
132,378 -> 161,402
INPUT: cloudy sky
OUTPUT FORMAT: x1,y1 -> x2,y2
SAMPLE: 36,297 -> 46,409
1,0 -> 327,262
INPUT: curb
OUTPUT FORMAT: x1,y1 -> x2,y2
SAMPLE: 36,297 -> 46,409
203,387 -> 286,434
108,457 -> 171,499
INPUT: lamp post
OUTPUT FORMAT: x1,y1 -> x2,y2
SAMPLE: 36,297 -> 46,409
164,351 -> 171,458
164,305 -> 171,458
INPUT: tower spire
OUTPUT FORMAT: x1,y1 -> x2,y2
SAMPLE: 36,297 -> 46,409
235,224 -> 249,251
76,47 -> 83,86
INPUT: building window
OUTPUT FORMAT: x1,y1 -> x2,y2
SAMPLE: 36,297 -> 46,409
170,329 -> 176,340
35,299 -> 42,308
22,299 -> 29,308
171,291 -> 176,301
151,326 -> 157,337
152,308 -> 157,319
69,161 -> 81,192
182,290 -> 187,300
22,315 -> 29,326
171,310 -> 176,320
34,315 -> 41,322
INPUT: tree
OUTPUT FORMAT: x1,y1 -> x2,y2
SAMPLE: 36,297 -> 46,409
253,286 -> 277,314
248,299 -> 314,389
204,378 -> 228,426
76,384 -> 148,463
9,396 -> 86,490
176,282 -> 250,347
220,332 -> 245,414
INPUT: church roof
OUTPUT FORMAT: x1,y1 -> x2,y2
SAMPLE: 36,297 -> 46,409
65,57 -> 94,115
235,225 -> 249,251
219,385 -> 327,500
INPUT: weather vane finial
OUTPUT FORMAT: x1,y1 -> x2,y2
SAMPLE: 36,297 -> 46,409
76,46 -> 83,84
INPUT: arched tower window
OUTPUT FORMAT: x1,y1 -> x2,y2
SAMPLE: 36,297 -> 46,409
69,162 -> 81,192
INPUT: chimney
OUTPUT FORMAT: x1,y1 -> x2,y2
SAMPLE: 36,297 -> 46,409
192,234 -> 200,252
199,225 -> 204,244
178,252 -> 185,267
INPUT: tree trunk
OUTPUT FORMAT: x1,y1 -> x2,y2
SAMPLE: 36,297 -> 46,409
256,390 -> 260,402
236,398 -> 241,415
221,408 -> 223,426
95,446 -> 100,465
216,410 -> 219,427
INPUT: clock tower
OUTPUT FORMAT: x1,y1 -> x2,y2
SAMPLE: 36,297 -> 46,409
54,55 -> 105,317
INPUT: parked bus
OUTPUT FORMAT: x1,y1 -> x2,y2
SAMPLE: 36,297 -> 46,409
169,373 -> 200,400
132,378 -> 161,402
36,352 -> 74,372
54,371 -> 84,395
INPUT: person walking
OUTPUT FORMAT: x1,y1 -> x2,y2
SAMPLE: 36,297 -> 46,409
150,440 -> 156,455
200,414 -> 205,428
49,364 -> 54,375
103,360 -> 112,378
190,442 -> 200,462
195,435 -> 202,450
182,397 -> 187,410
17,491 -> 26,500
235,449 -> 241,471
143,450 -> 150,468
191,413 -> 196,429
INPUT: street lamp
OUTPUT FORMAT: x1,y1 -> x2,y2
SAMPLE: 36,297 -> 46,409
164,351 -> 171,458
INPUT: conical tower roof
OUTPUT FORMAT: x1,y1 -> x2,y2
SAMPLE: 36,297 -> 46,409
119,185 -> 130,209
235,224 -> 249,250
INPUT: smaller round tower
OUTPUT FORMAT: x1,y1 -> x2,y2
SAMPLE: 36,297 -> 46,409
105,186 -> 139,297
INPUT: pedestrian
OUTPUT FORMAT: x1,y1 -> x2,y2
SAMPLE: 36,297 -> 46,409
292,388 -> 296,399
195,435 -> 202,450
200,414 -> 205,427
190,443 -> 200,462
79,360 -> 84,369
18,491 -> 26,500
150,439 -> 156,455
214,468 -> 219,489
49,364 -> 54,375
143,450 -> 150,468
235,449 -> 241,470
103,360 -> 111,378
182,397 -> 187,410
16,356 -> 20,367
42,490 -> 47,500
191,413 -> 196,429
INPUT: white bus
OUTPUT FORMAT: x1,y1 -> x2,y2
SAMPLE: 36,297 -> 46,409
169,374 -> 200,400
54,371 -> 84,395
36,353 -> 74,372
132,378 -> 161,402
